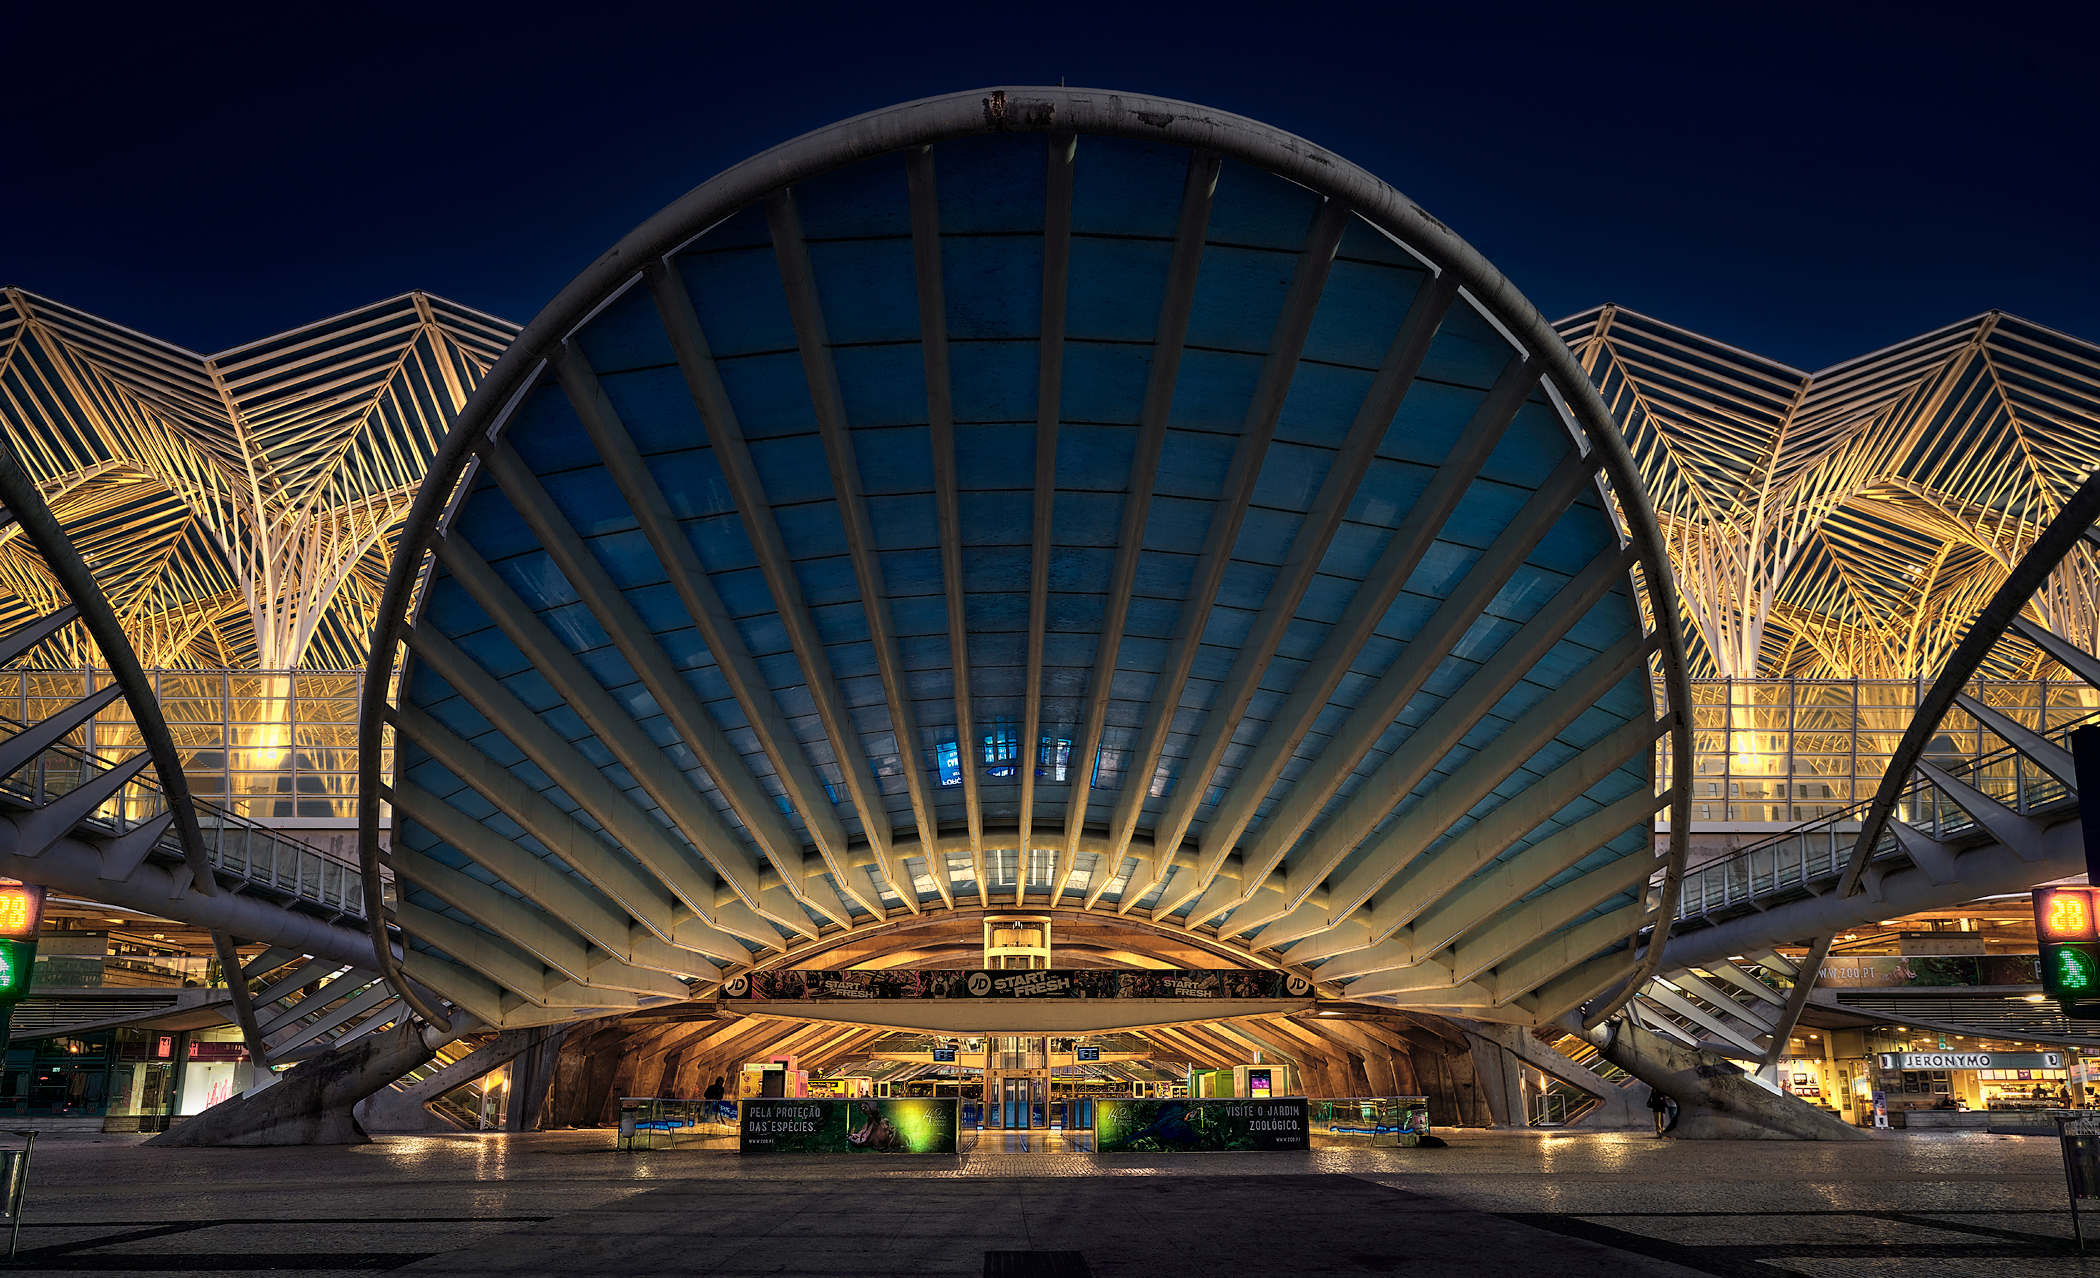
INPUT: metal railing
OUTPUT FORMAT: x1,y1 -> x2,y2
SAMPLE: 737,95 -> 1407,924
0,711 -> 370,918
1672,706 -> 2099,922
1306,1097 -> 1433,1143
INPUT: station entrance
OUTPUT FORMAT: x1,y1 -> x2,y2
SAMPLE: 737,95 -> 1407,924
539,910 -> 1499,1142
988,1036 -> 1048,1129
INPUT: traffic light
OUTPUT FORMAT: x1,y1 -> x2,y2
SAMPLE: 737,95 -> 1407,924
2037,887 -> 2100,1013
0,880 -> 42,1053
0,881 -> 43,941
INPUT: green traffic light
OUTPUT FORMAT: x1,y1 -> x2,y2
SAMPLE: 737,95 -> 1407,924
2061,947 -> 2096,992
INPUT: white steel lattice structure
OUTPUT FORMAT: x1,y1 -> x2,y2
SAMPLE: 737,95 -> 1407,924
0,289 -> 517,670
1562,306 -> 2100,682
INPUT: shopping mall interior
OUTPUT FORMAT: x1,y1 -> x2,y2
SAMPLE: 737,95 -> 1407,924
0,84 -> 2095,1273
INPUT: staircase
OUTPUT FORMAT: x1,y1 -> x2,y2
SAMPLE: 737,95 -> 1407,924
1628,952 -> 1798,1072
1527,1029 -> 1639,1126
241,949 -> 408,1064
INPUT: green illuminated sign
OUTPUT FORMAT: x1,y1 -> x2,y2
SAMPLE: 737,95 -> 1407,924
2043,940 -> 2100,1001
1094,1098 -> 1310,1152
0,938 -> 32,1001
738,1098 -> 958,1153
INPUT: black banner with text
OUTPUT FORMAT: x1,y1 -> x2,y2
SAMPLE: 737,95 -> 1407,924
719,969 -> 1313,1001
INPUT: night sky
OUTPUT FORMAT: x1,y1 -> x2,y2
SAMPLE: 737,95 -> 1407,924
8,4 -> 2095,372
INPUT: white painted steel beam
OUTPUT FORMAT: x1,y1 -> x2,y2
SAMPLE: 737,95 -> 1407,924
1111,197 -> 1352,915
767,189 -> 940,912
905,145 -> 986,905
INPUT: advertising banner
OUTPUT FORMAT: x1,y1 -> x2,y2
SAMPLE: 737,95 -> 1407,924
720,969 -> 1313,1001
1093,1097 -> 1310,1152
1814,955 -> 2041,988
738,1098 -> 958,1154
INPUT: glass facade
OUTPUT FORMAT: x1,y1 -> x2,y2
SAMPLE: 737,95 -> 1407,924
1661,678 -> 2100,823
0,669 -> 389,821
0,1026 -> 252,1127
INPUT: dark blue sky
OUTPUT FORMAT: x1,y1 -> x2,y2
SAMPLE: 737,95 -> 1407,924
9,3 -> 2095,371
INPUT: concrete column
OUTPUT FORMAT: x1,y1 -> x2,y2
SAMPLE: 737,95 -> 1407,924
509,1027 -> 568,1131
1466,1027 -> 1527,1128
356,1027 -> 555,1133
1462,1021 -> 1648,1130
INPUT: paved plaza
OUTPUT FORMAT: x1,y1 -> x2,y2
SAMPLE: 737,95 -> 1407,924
0,1127 -> 2082,1276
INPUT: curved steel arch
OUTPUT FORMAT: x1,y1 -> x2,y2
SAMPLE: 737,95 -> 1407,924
1836,465 -> 2100,897
0,441 -> 276,1052
0,444 -> 216,891
359,87 -> 1693,1031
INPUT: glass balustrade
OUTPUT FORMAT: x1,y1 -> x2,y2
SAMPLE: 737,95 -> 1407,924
1656,677 -> 2100,826
0,670 -> 389,821
0,706 -> 372,919
1670,691 -> 2100,922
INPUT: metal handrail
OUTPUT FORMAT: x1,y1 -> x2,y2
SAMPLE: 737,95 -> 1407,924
0,712 -> 371,919
1671,705 -> 2100,922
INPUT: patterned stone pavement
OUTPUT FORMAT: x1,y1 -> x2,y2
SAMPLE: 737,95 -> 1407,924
0,1126 -> 2082,1276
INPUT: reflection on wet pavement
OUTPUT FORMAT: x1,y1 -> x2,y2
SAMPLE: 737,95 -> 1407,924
0,1126 -> 2084,1275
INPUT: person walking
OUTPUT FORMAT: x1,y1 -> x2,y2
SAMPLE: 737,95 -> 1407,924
704,1076 -> 726,1101
1647,1086 -> 1673,1135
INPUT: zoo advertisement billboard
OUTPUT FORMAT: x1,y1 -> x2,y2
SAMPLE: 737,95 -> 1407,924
1093,1097 -> 1310,1152
738,1098 -> 959,1154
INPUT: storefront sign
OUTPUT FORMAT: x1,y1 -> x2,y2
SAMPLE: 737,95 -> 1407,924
1877,1051 -> 2063,1071
720,969 -> 1314,1001
1094,1098 -> 1309,1152
738,1098 -> 958,1154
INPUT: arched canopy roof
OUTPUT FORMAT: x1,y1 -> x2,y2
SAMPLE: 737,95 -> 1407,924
360,88 -> 1691,1031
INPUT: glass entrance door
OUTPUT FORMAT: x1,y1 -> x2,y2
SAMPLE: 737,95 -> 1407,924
1002,1076 -> 1032,1129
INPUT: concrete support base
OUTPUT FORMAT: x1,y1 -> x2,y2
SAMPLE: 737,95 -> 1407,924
146,1021 -> 438,1147
1463,1021 -> 1649,1131
358,1027 -> 559,1133
1592,1018 -> 1869,1141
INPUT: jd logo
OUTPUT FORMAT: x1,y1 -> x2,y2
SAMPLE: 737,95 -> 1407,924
1285,975 -> 1312,996
966,972 -> 993,996
722,975 -> 750,996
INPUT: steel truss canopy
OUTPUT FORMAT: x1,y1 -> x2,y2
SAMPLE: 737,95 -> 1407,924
1563,305 -> 2100,681
0,288 -> 516,670
360,88 -> 1692,1032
